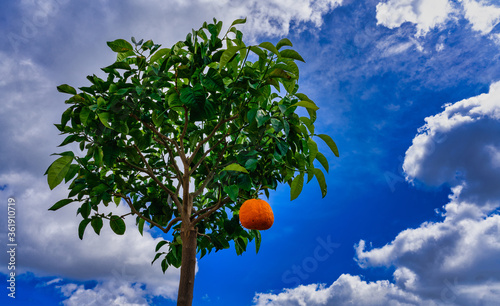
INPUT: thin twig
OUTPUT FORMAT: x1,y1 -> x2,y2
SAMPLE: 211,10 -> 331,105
192,196 -> 232,225
132,144 -> 183,209
113,192 -> 169,233
189,114 -> 239,165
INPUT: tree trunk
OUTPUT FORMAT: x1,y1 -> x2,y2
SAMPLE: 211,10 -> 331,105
177,226 -> 197,306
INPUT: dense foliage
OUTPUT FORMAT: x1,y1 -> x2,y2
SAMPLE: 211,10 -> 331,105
46,18 -> 339,273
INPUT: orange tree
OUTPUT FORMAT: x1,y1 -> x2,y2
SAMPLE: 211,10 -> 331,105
46,18 -> 339,305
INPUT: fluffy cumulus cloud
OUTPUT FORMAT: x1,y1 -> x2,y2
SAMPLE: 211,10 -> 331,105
9,0 -> 342,53
130,0 -> 343,39
254,274 -> 427,305
253,82 -> 500,305
0,172 -> 181,304
375,0 -> 455,36
376,0 -> 500,40
403,81 -> 500,207
460,0 -> 500,35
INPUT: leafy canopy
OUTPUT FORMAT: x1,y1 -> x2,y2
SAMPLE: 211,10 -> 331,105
46,18 -> 339,271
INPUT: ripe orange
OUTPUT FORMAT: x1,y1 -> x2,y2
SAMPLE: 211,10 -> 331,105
239,199 -> 274,230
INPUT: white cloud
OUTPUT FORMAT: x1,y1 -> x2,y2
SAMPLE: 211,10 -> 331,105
253,274 -> 428,305
254,81 -> 500,305
460,0 -> 500,35
0,171 -> 181,303
59,280 -> 150,306
403,80 -> 500,207
375,0 -> 455,36
356,82 -> 500,305
375,0 -> 500,42
355,202 -> 500,305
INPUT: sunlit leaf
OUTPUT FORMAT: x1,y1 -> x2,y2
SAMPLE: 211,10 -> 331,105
47,156 -> 73,190
317,134 -> 339,157
107,39 -> 133,53
222,163 -> 249,174
290,173 -> 304,201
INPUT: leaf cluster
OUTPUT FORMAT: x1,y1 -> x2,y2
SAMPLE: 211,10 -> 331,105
46,18 -> 339,271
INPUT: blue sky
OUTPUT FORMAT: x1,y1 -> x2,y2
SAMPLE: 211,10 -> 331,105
2,0 -> 500,305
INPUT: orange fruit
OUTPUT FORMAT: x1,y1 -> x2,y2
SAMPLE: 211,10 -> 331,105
239,199 -> 274,230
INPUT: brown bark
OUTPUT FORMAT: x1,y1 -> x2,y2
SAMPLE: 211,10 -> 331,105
177,226 -> 198,306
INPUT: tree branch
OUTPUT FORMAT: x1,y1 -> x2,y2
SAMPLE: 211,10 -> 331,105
191,139 -> 229,198
192,196 -> 232,225
113,192 -> 170,233
165,216 -> 182,234
179,105 -> 189,161
190,132 -> 229,175
132,144 -> 183,209
129,113 -> 184,179
117,157 -> 148,173
189,114 -> 238,165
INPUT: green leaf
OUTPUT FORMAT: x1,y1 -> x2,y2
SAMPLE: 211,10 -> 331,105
110,215 -> 126,235
255,109 -> 270,127
300,117 -> 314,135
291,101 -> 319,111
276,38 -> 293,50
224,185 -> 239,202
58,134 -> 78,147
48,199 -> 74,211
230,18 -> 247,27
295,93 -> 313,102
155,240 -> 169,252
280,49 -> 305,62
91,217 -> 103,235
254,230 -> 261,254
98,112 -> 112,129
269,68 -> 292,80
307,138 -> 318,166
249,46 -> 266,59
80,107 -> 91,126
57,84 -> 77,95
138,218 -> 145,236
152,111 -> 164,126
180,86 -> 200,106
244,158 -> 258,171
317,134 -> 339,157
219,46 -> 242,71
152,252 -> 164,265
247,108 -> 258,123
314,168 -> 327,198
282,79 -> 296,94
259,42 -> 279,56
47,156 -> 73,190
222,163 -> 249,174
94,146 -> 103,167
107,39 -> 134,53
64,164 -> 79,183
290,173 -> 304,201
117,50 -> 135,61
78,219 -> 91,240
79,201 -> 91,219
315,152 -> 329,173
103,61 -> 131,70
235,236 -> 248,255
202,68 -> 225,92
161,257 -> 168,273
150,48 -> 170,63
